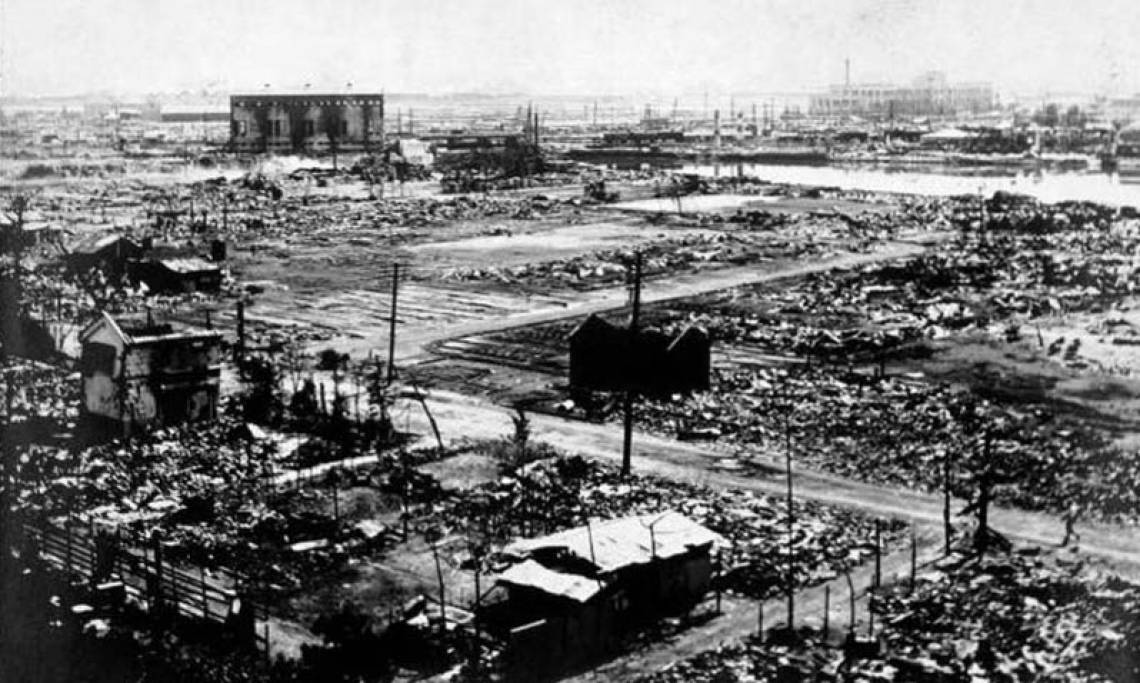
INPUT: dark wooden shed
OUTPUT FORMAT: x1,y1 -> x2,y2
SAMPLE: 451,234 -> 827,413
568,316 -> 711,397
568,314 -> 626,391
66,234 -> 144,277
666,326 -> 711,393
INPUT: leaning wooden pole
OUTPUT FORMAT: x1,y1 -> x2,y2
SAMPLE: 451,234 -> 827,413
621,251 -> 642,477
784,391 -> 795,631
386,263 -> 399,386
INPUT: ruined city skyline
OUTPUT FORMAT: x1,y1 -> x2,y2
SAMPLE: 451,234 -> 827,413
2,0 -> 1139,99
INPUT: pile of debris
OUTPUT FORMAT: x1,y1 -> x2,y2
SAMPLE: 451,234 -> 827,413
639,636 -> 840,682
642,549 -> 1140,683
865,549 -> 1140,681
1,359 -> 79,431
435,232 -> 827,290
629,365 -> 1139,522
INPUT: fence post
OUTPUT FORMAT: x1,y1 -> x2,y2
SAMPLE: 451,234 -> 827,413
715,551 -> 722,614
909,528 -> 917,594
201,566 -> 209,620
152,535 -> 164,620
873,520 -> 882,590
823,584 -> 830,635
66,514 -> 73,574
115,526 -> 122,581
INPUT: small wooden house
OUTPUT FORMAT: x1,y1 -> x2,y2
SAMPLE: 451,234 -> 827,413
489,512 -> 724,678
131,257 -> 222,294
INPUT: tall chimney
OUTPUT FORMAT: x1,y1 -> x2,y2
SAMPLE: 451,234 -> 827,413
713,109 -> 721,149
845,58 -> 851,89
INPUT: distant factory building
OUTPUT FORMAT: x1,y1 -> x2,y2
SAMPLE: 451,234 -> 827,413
160,105 -> 231,123
229,92 -> 384,153
810,71 -> 995,119
79,312 -> 222,434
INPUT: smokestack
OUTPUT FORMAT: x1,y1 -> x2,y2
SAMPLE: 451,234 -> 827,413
714,109 -> 721,149
845,58 -> 851,89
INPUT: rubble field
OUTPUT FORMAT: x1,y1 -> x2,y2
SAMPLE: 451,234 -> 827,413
419,194 -> 1140,523
640,547 -> 1140,682
12,389 -> 908,625
243,448 -> 909,623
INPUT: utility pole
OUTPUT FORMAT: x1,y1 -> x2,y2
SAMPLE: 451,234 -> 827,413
235,299 -> 246,367
976,428 -> 993,553
784,388 -> 795,631
1,374 -> 15,640
620,251 -> 643,478
942,443 -> 952,554
387,263 -> 399,386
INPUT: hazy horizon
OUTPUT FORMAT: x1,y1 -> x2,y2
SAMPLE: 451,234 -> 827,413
2,0 -> 1139,100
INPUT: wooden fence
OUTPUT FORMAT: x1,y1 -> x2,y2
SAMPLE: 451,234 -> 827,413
21,515 -> 270,655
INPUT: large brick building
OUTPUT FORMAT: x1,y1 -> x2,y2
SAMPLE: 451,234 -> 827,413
229,92 -> 384,153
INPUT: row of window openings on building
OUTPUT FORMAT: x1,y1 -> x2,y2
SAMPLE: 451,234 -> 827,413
234,120 -> 349,137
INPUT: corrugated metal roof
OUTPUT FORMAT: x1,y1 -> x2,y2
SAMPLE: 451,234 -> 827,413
69,233 -> 135,255
159,257 -> 218,273
504,511 -> 725,574
497,559 -> 603,603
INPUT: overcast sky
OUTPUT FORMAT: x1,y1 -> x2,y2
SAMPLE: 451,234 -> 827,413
2,0 -> 1139,98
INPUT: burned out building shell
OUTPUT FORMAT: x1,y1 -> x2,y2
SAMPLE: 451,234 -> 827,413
79,312 -> 222,434
229,93 -> 385,153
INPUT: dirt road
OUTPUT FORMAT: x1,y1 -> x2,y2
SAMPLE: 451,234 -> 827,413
318,239 -> 930,360
376,388 -> 1140,568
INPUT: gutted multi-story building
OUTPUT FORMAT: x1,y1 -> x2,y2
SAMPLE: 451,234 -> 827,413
79,312 -> 222,434
229,92 -> 384,153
